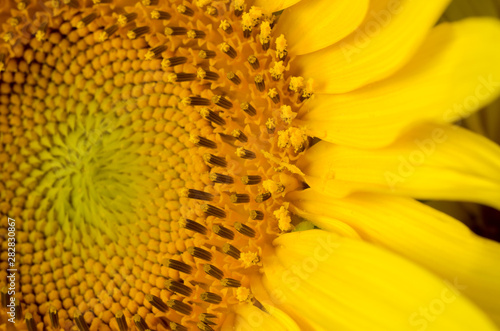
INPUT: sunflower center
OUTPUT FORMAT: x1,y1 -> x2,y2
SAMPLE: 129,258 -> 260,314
0,0 -> 313,330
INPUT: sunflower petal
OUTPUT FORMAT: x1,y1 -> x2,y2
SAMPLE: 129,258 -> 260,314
299,123 -> 500,209
293,0 -> 450,93
263,230 -> 499,331
253,0 -> 302,13
289,190 -> 500,323
234,303 -> 301,331
275,0 -> 369,55
298,18 -> 500,148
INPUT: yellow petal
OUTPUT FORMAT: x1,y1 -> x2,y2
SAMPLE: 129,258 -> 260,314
253,0 -> 302,13
293,0 -> 450,93
234,303 -> 301,331
299,123 -> 500,209
298,18 -> 500,148
275,0 -> 369,55
289,190 -> 500,324
263,230 -> 499,331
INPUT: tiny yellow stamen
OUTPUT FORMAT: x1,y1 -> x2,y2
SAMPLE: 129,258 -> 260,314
280,105 -> 296,124
240,251 -> 260,268
276,34 -> 288,60
289,76 -> 305,92
269,61 -> 286,80
274,202 -> 293,232
236,287 -> 252,302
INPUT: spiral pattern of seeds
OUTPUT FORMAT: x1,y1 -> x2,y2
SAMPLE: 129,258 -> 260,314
0,0 -> 314,330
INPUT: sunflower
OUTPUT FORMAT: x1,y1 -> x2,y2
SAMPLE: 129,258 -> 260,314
1,0 -> 500,330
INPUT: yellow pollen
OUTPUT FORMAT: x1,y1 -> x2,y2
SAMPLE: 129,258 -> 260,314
289,76 -> 305,92
220,20 -> 231,31
235,147 -> 246,158
263,179 -> 283,194
197,67 -> 207,79
219,42 -> 230,53
259,21 -> 271,45
276,34 -> 288,58
196,0 -> 212,7
98,31 -> 109,42
126,30 -> 136,40
9,17 -> 19,26
236,287 -> 253,302
274,202 -> 293,232
17,2 -> 26,10
269,61 -> 286,80
144,50 -> 155,60
35,31 -> 46,41
267,88 -> 278,99
302,78 -> 315,99
117,15 -> 128,26
280,105 -> 296,124
288,127 -> 308,152
3,32 -> 13,42
234,0 -> 245,11
151,10 -> 160,19
266,118 -> 276,131
278,130 -> 290,149
240,251 -> 260,268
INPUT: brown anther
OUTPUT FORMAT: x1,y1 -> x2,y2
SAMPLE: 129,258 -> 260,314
145,45 -> 168,60
116,311 -> 128,331
151,10 -> 171,20
162,56 -> 187,67
118,12 -> 137,25
268,88 -> 280,104
128,26 -> 150,39
191,135 -> 217,149
102,25 -> 119,39
133,314 -> 149,331
252,298 -> 268,312
49,306 -> 60,328
213,224 -> 235,240
230,193 -> 250,204
278,50 -> 288,61
200,292 -> 222,304
198,68 -> 220,81
188,246 -> 213,261
206,5 -> 218,16
212,95 -> 233,109
243,28 -> 251,39
220,42 -> 237,59
241,175 -> 261,185
74,310 -> 89,331
240,102 -> 257,116
203,264 -> 224,280
266,118 -> 276,134
254,75 -> 265,91
146,294 -> 169,312
165,26 -> 188,36
250,210 -> 264,220
183,96 -> 211,106
187,29 -> 206,39
227,71 -> 241,85
167,300 -> 193,315
78,13 -> 98,28
25,312 -> 37,331
177,5 -> 194,16
247,55 -> 260,70
170,73 -> 197,82
164,259 -> 193,274
200,313 -> 217,325
201,203 -> 227,218
221,278 -> 242,287
220,20 -> 233,34
234,6 -> 244,17
262,41 -> 270,51
198,322 -> 215,331
181,218 -> 208,235
209,173 -> 234,184
165,279 -> 193,296
234,222 -> 256,237
231,129 -> 247,142
170,322 -> 188,331
219,133 -> 237,145
200,107 -> 226,125
255,192 -> 272,203
142,0 -> 158,5
236,147 -> 256,159
203,153 -> 227,167
198,50 -> 216,59
222,243 -> 241,259
66,0 -> 79,7
14,299 -> 21,321
1,287 -> 7,307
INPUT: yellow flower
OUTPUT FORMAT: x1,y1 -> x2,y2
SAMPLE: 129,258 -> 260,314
0,0 -> 500,331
